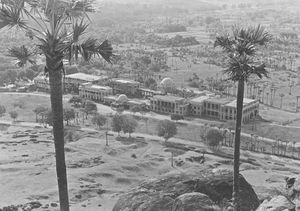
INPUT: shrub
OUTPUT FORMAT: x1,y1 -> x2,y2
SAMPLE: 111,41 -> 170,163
206,128 -> 223,148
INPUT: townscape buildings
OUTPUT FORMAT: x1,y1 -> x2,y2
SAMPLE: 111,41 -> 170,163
33,73 -> 259,123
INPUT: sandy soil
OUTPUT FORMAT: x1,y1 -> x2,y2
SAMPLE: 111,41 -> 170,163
1,122 -> 300,211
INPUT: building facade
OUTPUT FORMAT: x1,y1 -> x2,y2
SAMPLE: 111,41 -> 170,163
189,95 -> 211,117
221,98 -> 259,122
150,94 -> 259,123
65,73 -> 109,93
150,95 -> 189,115
109,79 -> 140,97
79,83 -> 113,102
33,76 -> 50,91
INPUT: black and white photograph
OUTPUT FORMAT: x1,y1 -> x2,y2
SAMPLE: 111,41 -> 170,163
0,0 -> 300,210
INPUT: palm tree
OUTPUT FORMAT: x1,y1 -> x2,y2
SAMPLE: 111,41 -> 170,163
215,25 -> 271,210
279,93 -> 285,109
0,1 -> 113,210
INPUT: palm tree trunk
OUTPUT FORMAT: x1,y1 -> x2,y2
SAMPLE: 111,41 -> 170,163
48,66 -> 70,211
233,79 -> 244,211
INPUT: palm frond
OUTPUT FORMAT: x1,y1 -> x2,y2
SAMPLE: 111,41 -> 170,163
7,45 -> 36,67
97,40 -> 113,63
214,35 -> 235,53
236,25 -> 272,46
249,64 -> 269,79
0,5 -> 26,29
79,37 -> 98,61
65,0 -> 95,18
72,19 -> 88,42
79,39 -> 113,63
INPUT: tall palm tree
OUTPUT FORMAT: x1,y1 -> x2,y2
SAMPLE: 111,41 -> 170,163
279,93 -> 285,109
215,25 -> 271,210
0,1 -> 113,210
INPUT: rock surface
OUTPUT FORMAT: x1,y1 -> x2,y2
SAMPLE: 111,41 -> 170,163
256,195 -> 295,211
112,168 -> 259,211
171,192 -> 214,211
285,175 -> 300,201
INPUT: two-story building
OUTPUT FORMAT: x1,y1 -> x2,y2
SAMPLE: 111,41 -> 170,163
150,95 -> 189,115
109,78 -> 140,97
222,98 -> 259,122
64,73 -> 109,93
79,83 -> 113,102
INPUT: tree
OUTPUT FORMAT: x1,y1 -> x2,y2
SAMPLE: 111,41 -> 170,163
0,105 -> 6,117
33,106 -> 48,122
69,96 -> 83,108
121,115 -> 138,137
130,105 -> 141,114
279,93 -> 285,109
0,1 -> 113,210
144,77 -> 157,90
157,120 -> 177,141
91,113 -> 107,129
44,110 -> 53,126
63,108 -> 75,125
170,114 -> 184,122
205,128 -> 223,149
9,111 -> 18,121
215,25 -> 271,210
84,100 -> 97,119
111,114 -> 123,136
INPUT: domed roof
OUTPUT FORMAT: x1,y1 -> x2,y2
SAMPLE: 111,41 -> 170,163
116,94 -> 128,103
160,77 -> 175,88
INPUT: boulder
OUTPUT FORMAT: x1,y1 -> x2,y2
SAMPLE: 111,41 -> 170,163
285,176 -> 300,200
172,192 -> 215,211
113,168 -> 259,211
256,195 -> 295,211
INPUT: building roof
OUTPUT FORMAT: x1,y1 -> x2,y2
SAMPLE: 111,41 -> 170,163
139,88 -> 163,94
80,83 -> 112,91
104,95 -> 118,100
160,77 -> 175,87
34,75 -> 49,82
190,95 -> 211,104
65,73 -> 108,82
128,100 -> 146,105
116,94 -> 128,103
205,97 -> 234,105
225,98 -> 258,108
152,95 -> 185,102
112,78 -> 140,85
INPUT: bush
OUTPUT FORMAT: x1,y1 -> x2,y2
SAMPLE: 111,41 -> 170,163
206,128 -> 223,148
9,111 -> 18,121
171,114 -> 184,121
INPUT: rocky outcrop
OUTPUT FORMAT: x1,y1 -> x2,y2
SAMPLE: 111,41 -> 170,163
285,176 -> 300,201
0,201 -> 42,211
172,192 -> 215,211
113,168 -> 259,211
256,195 -> 295,211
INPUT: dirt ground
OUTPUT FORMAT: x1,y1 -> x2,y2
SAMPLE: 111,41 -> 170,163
1,123 -> 300,210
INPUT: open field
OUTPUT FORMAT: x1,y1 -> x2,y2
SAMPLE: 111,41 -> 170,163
2,119 -> 300,209
0,93 -> 72,122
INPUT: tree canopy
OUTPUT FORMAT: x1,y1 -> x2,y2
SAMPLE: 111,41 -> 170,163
157,120 -> 177,141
